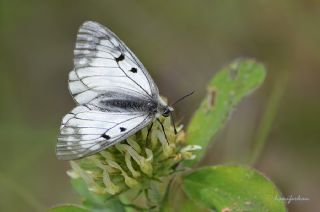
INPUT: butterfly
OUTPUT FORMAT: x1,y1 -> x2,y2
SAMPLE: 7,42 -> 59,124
56,21 -> 175,160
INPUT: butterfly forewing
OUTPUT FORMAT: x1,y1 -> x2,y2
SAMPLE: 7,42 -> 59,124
57,21 -> 160,160
70,21 -> 159,105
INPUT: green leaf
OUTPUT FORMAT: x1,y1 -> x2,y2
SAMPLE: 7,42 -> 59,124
183,165 -> 286,212
70,178 -> 105,206
184,59 -> 266,166
70,178 -> 125,212
48,204 -> 89,212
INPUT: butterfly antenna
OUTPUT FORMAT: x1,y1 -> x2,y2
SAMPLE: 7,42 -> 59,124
170,90 -> 195,134
171,90 -> 195,106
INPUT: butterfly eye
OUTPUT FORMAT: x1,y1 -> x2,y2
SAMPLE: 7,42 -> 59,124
162,108 -> 171,117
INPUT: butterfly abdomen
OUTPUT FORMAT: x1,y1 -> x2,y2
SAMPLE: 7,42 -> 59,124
99,98 -> 157,113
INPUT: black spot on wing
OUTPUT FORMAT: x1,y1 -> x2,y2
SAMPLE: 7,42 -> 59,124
130,68 -> 137,73
115,54 -> 125,62
102,134 -> 111,140
120,127 -> 126,132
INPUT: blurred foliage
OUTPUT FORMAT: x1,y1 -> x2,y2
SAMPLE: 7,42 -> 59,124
49,205 -> 89,212
184,59 -> 266,167
0,0 -> 319,211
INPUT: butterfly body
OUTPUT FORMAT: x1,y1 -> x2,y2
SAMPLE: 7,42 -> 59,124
56,21 -> 173,160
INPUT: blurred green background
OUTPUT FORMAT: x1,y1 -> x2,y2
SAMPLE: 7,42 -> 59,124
0,0 -> 319,211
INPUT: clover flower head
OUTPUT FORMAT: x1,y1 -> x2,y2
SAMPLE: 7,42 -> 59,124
67,116 -> 200,197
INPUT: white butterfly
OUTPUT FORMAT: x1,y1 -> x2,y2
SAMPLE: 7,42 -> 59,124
56,21 -> 174,160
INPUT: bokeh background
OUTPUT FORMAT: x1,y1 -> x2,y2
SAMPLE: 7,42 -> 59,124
1,0 -> 319,211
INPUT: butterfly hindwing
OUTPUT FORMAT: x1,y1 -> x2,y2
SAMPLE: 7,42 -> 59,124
57,105 -> 153,160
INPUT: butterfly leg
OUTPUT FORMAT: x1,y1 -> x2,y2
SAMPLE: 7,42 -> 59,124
170,114 -> 178,135
146,122 -> 154,141
157,118 -> 169,144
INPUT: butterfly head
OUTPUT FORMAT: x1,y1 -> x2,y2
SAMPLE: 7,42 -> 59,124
162,106 -> 174,117
156,97 -> 174,117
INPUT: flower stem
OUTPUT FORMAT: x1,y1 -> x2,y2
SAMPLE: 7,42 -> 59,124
249,70 -> 288,165
159,177 -> 175,212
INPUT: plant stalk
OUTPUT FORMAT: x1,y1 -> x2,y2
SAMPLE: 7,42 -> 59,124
250,71 -> 288,165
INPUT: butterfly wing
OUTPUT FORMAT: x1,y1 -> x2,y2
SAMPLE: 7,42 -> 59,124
57,105 -> 153,160
57,21 -> 160,160
69,21 -> 159,105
